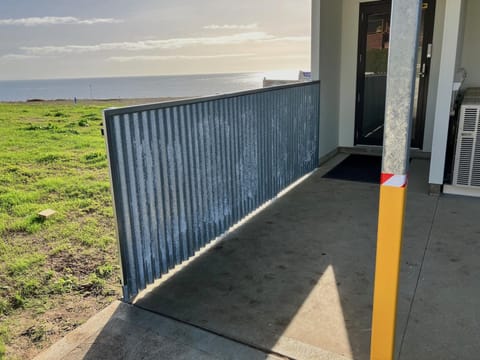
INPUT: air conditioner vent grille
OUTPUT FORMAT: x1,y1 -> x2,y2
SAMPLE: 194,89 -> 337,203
463,108 -> 478,131
457,138 -> 474,185
453,101 -> 480,189
472,130 -> 480,187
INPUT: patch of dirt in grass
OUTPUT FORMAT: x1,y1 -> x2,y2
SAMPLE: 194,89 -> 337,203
48,251 -> 99,278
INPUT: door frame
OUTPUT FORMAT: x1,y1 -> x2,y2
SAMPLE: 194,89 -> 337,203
354,0 -> 436,149
413,0 -> 436,149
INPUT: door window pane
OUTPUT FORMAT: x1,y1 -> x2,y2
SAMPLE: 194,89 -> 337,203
361,12 -> 390,145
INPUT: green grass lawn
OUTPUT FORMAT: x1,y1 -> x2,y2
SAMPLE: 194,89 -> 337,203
0,101 -> 123,359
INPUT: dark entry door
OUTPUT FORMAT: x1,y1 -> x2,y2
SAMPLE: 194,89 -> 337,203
354,0 -> 436,148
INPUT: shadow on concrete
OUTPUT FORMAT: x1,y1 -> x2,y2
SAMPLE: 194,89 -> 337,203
84,159 -> 437,360
134,175 -> 381,359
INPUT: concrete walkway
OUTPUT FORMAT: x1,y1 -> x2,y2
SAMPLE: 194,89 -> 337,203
35,301 -> 285,360
36,155 -> 480,360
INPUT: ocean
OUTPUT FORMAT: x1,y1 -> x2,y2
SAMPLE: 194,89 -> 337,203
0,71 -> 300,102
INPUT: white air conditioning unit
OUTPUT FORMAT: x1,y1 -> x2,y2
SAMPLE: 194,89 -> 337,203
445,89 -> 480,197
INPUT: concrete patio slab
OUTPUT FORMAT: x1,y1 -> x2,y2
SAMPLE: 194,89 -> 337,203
37,155 -> 480,360
134,157 -> 436,360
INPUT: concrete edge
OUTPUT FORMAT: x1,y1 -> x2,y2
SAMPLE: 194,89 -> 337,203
339,146 -> 431,159
272,335 -> 353,360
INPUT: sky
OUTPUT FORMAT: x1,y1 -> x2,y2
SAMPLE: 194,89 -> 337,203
0,0 -> 311,80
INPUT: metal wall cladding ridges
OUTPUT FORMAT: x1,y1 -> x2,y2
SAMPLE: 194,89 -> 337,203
104,82 -> 320,301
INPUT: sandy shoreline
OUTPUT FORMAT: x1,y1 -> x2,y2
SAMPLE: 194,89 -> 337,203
0,97 -> 186,106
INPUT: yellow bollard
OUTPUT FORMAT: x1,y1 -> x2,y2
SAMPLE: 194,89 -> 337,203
370,175 -> 408,360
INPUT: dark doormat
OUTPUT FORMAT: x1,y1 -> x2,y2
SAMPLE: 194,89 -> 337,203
323,154 -> 382,184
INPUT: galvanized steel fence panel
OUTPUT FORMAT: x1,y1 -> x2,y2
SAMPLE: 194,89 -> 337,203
104,82 -> 320,301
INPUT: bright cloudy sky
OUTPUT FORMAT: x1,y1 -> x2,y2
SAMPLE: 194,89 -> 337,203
0,0 -> 311,80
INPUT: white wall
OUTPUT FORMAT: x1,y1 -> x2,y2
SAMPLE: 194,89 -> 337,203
312,0 -> 343,159
338,0 -> 361,148
429,0 -> 465,185
311,0 -> 321,82
460,0 -> 480,87
337,0 -> 446,152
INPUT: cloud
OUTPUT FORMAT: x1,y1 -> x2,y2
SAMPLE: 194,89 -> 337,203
108,53 -> 256,62
0,54 -> 40,60
249,54 -> 309,60
263,36 -> 310,43
21,32 -> 308,55
0,16 -> 122,26
203,23 -> 258,30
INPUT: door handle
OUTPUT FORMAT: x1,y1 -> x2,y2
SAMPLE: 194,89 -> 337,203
419,63 -> 427,78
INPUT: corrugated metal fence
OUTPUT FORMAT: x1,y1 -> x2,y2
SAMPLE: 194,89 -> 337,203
104,81 -> 320,301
